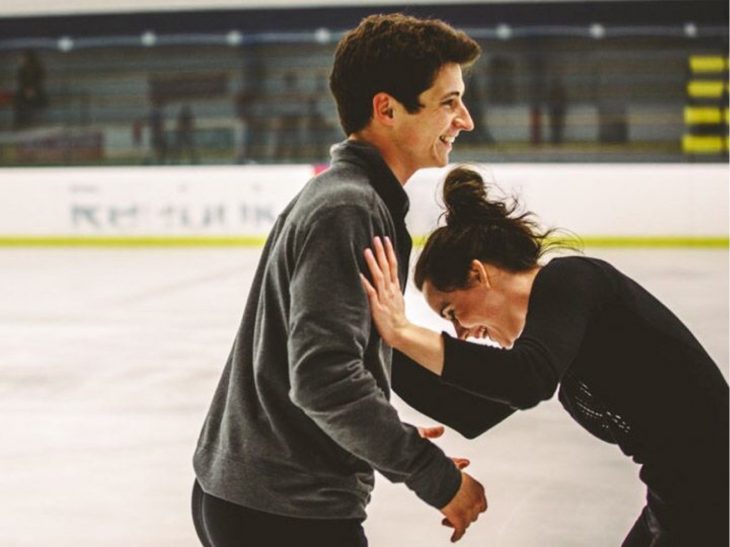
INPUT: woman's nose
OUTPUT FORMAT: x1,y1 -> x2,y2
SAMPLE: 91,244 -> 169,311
453,322 -> 470,340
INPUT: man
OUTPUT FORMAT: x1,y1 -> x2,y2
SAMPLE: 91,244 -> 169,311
192,14 -> 485,546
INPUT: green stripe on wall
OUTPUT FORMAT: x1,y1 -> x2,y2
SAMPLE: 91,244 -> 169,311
569,236 -> 728,248
411,235 -> 729,248
0,235 -> 726,248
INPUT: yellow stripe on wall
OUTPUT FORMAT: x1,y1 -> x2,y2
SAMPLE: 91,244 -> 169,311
687,80 -> 728,98
682,134 -> 727,153
689,56 -> 729,73
684,106 -> 723,124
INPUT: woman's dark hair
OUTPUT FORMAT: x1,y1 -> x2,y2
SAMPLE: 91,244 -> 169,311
330,13 -> 480,136
415,166 -> 577,291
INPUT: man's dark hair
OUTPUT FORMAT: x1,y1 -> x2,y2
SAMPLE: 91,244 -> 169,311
329,13 -> 481,136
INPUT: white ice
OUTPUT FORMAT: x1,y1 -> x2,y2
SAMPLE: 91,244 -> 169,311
1,248 -> 726,546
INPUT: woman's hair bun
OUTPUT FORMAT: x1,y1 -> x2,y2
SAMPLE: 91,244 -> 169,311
442,166 -> 490,226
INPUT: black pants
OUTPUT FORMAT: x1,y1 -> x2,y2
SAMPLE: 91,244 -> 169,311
622,491 -> 728,547
192,480 -> 368,547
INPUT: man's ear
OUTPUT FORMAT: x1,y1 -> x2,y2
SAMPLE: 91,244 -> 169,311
372,93 -> 396,125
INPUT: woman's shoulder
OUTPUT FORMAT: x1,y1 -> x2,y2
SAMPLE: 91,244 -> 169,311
541,255 -> 614,275
535,255 -> 618,297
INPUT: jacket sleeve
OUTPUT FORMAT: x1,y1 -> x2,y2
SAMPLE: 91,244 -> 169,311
441,258 -> 605,409
287,203 -> 461,510
392,349 -> 516,439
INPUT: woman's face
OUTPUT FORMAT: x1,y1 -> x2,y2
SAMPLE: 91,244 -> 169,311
422,267 -> 522,348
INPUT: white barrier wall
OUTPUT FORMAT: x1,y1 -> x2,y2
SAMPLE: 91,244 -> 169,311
0,163 -> 727,243
405,163 -> 729,240
0,165 -> 312,240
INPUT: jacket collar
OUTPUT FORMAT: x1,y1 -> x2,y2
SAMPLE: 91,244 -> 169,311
330,139 -> 410,220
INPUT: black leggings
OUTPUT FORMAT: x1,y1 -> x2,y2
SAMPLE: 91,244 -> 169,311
192,480 -> 368,547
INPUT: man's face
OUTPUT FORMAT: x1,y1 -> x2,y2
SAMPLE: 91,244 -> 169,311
391,63 -> 474,178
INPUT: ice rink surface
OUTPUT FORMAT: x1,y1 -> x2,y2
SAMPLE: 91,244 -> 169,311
1,247 -> 727,547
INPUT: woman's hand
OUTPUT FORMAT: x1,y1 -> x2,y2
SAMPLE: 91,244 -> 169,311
360,236 -> 411,347
361,236 -> 447,376
419,425 -> 471,470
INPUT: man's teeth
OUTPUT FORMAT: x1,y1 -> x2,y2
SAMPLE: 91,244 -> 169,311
440,135 -> 455,144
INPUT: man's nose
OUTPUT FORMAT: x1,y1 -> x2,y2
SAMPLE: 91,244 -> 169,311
455,101 -> 474,131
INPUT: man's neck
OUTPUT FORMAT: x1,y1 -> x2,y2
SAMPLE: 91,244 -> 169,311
348,131 -> 413,186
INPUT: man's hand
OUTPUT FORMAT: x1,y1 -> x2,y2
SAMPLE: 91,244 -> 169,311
440,471 -> 487,543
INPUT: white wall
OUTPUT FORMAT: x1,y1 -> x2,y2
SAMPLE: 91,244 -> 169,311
0,163 -> 726,242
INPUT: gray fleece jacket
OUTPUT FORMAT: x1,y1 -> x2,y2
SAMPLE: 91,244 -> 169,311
193,140 -> 461,520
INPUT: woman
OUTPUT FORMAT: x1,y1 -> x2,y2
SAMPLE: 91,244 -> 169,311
360,166 -> 728,546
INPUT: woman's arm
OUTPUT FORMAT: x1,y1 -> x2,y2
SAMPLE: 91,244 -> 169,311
360,236 -> 446,374
393,349 -> 517,438
360,237 -> 590,410
360,237 -> 518,436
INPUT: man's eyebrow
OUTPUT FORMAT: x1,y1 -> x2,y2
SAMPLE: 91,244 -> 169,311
439,91 -> 461,101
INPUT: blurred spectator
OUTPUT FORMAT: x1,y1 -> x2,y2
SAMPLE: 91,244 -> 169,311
13,50 -> 47,130
148,101 -> 167,164
275,71 -> 304,162
597,66 -> 628,144
133,118 -> 144,149
527,49 -> 547,146
235,89 -> 256,163
305,75 -> 336,161
547,77 -> 567,145
174,104 -> 198,164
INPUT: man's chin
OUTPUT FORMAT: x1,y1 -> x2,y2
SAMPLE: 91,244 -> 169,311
431,155 -> 449,168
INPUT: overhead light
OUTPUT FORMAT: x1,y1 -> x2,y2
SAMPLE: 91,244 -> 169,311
496,24 -> 512,40
227,30 -> 243,46
141,31 -> 156,47
314,28 -> 331,44
58,36 -> 73,52
684,22 -> 698,38
589,23 -> 605,39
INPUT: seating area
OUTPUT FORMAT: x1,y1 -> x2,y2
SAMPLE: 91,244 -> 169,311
0,9 -> 726,165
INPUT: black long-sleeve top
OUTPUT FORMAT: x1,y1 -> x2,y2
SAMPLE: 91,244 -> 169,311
394,256 -> 728,505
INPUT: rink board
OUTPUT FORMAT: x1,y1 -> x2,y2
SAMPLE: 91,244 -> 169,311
0,163 -> 727,246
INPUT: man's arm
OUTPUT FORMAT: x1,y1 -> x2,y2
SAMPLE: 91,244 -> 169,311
287,203 -> 464,509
